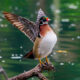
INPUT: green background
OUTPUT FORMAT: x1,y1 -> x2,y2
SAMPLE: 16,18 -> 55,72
0,0 -> 80,80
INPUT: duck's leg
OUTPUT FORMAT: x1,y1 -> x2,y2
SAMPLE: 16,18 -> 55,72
39,58 -> 42,66
38,58 -> 44,67
45,56 -> 49,65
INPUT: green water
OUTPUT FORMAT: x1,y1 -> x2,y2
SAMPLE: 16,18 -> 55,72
0,0 -> 80,80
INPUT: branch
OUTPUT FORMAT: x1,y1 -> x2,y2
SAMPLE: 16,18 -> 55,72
0,66 -> 8,80
8,62 -> 55,80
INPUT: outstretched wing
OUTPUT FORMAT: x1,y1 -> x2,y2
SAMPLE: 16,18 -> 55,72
3,12 -> 39,42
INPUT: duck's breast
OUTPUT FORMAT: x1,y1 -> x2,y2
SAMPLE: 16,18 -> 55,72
38,31 -> 57,58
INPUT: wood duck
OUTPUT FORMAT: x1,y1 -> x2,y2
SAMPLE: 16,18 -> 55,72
3,9 -> 57,66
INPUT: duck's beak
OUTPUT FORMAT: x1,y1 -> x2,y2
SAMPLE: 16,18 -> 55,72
48,18 -> 51,21
46,17 -> 51,22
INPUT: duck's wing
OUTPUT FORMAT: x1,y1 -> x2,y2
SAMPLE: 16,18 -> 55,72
3,12 -> 39,42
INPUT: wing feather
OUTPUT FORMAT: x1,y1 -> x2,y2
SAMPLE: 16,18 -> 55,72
3,12 -> 39,42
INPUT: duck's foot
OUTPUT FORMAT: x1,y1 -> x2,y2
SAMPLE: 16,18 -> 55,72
45,56 -> 49,65
39,58 -> 45,67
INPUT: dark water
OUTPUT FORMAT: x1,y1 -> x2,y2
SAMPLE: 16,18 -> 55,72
0,0 -> 80,80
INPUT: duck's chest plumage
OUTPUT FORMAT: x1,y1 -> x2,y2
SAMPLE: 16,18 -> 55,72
35,24 -> 57,59
38,31 -> 57,58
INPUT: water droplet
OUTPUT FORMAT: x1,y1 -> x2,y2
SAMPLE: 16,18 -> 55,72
32,78 -> 34,80
12,54 -> 14,57
0,56 -> 2,59
50,55 -> 53,57
72,38 -> 74,40
55,9 -> 61,13
2,60 -> 5,63
68,61 -> 71,64
68,4 -> 78,9
71,62 -> 75,66
77,36 -> 80,39
53,52 -> 56,55
20,46 -> 23,49
70,24 -> 76,27
20,54 -> 23,57
0,18 -> 2,22
61,19 -> 70,22
0,24 -> 4,28
60,62 -> 64,66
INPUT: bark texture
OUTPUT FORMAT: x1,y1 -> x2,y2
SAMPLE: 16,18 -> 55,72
8,63 -> 54,80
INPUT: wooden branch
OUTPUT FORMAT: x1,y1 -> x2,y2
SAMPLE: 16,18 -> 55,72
8,62 -> 55,80
0,66 -> 8,80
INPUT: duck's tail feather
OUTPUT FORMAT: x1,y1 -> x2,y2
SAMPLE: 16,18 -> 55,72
22,50 -> 35,59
